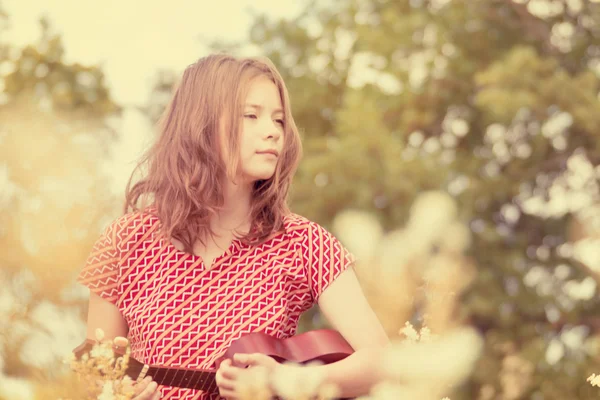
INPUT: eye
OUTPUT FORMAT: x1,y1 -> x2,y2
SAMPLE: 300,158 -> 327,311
275,119 -> 285,126
244,114 -> 257,119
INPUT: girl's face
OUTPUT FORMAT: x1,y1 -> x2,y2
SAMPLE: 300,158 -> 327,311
237,75 -> 285,184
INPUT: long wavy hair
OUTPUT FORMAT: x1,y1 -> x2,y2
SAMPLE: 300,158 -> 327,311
124,54 -> 303,253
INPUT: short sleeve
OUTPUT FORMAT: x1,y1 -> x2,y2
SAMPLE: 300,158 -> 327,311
302,221 -> 356,304
76,218 -> 122,306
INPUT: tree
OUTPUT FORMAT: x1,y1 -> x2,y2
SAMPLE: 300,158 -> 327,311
214,0 -> 600,398
0,15 -> 121,399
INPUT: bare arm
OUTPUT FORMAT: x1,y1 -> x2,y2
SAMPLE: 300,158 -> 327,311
85,292 -> 128,340
313,268 -> 390,398
73,293 -> 161,400
216,268 -> 391,399
73,292 -> 128,358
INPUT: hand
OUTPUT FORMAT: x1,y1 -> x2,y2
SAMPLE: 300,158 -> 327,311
215,354 -> 277,400
232,353 -> 278,372
131,376 -> 162,400
112,336 -> 162,400
97,372 -> 162,400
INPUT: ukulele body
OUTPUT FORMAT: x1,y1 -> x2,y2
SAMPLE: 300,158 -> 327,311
219,328 -> 354,367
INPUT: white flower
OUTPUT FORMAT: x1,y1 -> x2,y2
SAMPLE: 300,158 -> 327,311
385,327 -> 483,386
588,373 -> 600,387
545,338 -> 565,365
19,301 -> 86,370
98,380 -> 116,400
90,343 -> 115,360
0,287 -> 17,320
399,321 -> 420,343
407,191 -> 458,244
572,237 -> 600,273
0,375 -> 35,400
0,163 -> 19,210
332,209 -> 383,263
438,222 -> 471,253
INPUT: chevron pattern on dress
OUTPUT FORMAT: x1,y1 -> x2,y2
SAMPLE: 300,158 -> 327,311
77,209 -> 355,400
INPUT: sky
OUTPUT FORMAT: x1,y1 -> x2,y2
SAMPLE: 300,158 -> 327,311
1,0 -> 306,197
3,0 -> 304,104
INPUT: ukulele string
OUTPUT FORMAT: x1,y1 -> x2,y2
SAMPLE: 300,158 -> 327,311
167,365 -> 181,389
180,367 -> 191,389
190,368 -> 203,390
197,370 -> 209,392
205,370 -> 217,393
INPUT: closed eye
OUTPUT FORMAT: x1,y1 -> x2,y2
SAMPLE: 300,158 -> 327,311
244,114 -> 257,119
275,119 -> 285,126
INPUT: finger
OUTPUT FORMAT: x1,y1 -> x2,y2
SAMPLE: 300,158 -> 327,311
234,353 -> 267,367
217,377 -> 236,392
113,336 -> 129,347
221,366 -> 240,380
233,353 -> 254,367
216,365 -> 235,390
233,353 -> 248,364
216,368 -> 236,390
219,388 -> 238,399
221,361 -> 244,378
221,359 -> 232,368
219,359 -> 241,379
217,358 -> 232,372
134,379 -> 158,400
150,389 -> 162,400
133,376 -> 152,395
133,376 -> 153,396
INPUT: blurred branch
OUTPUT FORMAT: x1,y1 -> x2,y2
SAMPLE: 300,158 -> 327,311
502,0 -> 552,44
470,308 -> 600,335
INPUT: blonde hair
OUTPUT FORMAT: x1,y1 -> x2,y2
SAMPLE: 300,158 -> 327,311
124,54 -> 303,252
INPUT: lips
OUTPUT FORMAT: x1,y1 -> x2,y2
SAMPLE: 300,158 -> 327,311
257,150 -> 279,157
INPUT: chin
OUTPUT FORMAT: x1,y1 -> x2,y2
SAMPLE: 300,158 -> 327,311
248,169 -> 276,182
256,173 -> 276,181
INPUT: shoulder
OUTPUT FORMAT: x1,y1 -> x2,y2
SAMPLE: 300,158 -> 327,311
282,213 -> 336,243
282,212 -> 312,229
282,213 -> 321,235
101,207 -> 161,244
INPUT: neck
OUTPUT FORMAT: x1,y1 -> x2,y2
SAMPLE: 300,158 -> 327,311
212,180 -> 253,233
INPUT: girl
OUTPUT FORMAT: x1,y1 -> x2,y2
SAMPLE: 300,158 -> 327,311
76,54 -> 389,400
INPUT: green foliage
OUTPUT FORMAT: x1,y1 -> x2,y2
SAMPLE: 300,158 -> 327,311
1,17 -> 119,116
211,0 -> 600,398
0,15 -> 123,395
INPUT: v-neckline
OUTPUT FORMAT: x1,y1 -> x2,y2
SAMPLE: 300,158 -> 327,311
163,235 -> 243,269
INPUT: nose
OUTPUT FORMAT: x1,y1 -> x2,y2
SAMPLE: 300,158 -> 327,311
262,118 -> 282,141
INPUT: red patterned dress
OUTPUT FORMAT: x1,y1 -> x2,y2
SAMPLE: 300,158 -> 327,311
77,208 -> 355,400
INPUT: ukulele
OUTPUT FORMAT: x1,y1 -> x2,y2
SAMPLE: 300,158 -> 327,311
73,329 -> 354,394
